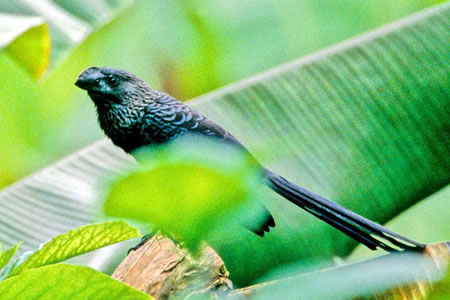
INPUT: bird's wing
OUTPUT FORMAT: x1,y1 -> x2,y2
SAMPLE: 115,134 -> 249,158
145,92 -> 243,146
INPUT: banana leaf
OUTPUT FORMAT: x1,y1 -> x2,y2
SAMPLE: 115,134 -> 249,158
0,0 -> 133,76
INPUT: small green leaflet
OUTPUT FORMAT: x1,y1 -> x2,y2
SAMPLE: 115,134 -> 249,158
0,243 -> 20,276
7,221 -> 139,278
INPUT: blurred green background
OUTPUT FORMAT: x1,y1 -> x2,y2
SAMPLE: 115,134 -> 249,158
0,0 -> 444,188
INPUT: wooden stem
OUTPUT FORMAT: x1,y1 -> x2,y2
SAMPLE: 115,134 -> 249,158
112,234 -> 232,299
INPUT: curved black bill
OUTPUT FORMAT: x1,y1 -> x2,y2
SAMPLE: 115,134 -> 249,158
75,66 -> 101,90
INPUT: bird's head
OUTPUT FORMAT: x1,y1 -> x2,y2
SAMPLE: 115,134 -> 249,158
75,66 -> 149,105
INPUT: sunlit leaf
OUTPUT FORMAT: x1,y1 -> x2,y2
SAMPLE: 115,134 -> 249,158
0,243 -> 20,272
0,264 -> 152,300
6,221 -> 139,278
0,0 -> 133,72
0,14 -> 50,78
105,140 -> 263,251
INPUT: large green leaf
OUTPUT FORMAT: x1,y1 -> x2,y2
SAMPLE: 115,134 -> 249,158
0,3 -> 448,285
0,140 -> 135,253
0,0 -> 133,75
196,3 -> 449,283
0,264 -> 152,300
350,185 -> 450,261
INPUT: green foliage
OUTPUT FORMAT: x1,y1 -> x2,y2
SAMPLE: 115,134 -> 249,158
5,221 -> 139,278
0,3 -> 448,286
428,266 -> 450,300
105,140 -> 263,251
0,0 -> 133,71
0,14 -> 50,78
0,243 -> 20,272
385,186 -> 450,245
0,264 -> 152,300
0,0 -> 440,187
245,252 -> 441,299
0,0 -> 133,187
351,186 -> 450,261
190,4 -> 450,284
0,222 -> 144,299
0,0 -> 448,296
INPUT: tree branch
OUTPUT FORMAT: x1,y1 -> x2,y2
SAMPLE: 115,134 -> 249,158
112,234 -> 232,299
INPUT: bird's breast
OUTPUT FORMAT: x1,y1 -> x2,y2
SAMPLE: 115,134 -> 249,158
97,107 -> 144,152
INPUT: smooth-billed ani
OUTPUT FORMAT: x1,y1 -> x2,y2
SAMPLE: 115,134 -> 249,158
75,66 -> 424,252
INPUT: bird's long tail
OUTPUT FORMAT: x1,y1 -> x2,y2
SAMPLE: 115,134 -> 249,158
265,171 -> 425,252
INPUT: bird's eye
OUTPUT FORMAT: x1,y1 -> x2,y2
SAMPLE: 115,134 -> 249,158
106,76 -> 118,86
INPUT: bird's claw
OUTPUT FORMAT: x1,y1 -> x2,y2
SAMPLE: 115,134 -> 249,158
127,233 -> 153,255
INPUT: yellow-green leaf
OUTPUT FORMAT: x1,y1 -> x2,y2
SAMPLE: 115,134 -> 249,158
7,221 -> 139,278
105,140 -> 263,251
0,243 -> 20,271
0,264 -> 152,300
0,14 -> 50,79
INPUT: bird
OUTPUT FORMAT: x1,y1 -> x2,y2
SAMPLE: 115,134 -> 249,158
75,66 -> 425,252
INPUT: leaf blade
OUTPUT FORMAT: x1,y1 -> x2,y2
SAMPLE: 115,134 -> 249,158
0,264 -> 152,300
7,221 -> 139,278
0,243 -> 20,272
0,14 -> 50,78
105,140 -> 263,251
0,0 -> 134,75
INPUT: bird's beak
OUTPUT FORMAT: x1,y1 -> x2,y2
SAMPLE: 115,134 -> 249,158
75,66 -> 101,90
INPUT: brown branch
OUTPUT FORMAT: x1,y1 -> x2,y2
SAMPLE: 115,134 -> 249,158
113,237 -> 449,299
112,234 -> 232,299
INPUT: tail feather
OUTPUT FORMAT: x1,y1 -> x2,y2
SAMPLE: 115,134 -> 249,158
265,171 -> 425,252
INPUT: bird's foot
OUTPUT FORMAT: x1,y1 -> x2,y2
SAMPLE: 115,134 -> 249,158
127,233 -> 153,255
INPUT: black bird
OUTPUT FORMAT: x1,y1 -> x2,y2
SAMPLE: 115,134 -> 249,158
75,66 -> 425,252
